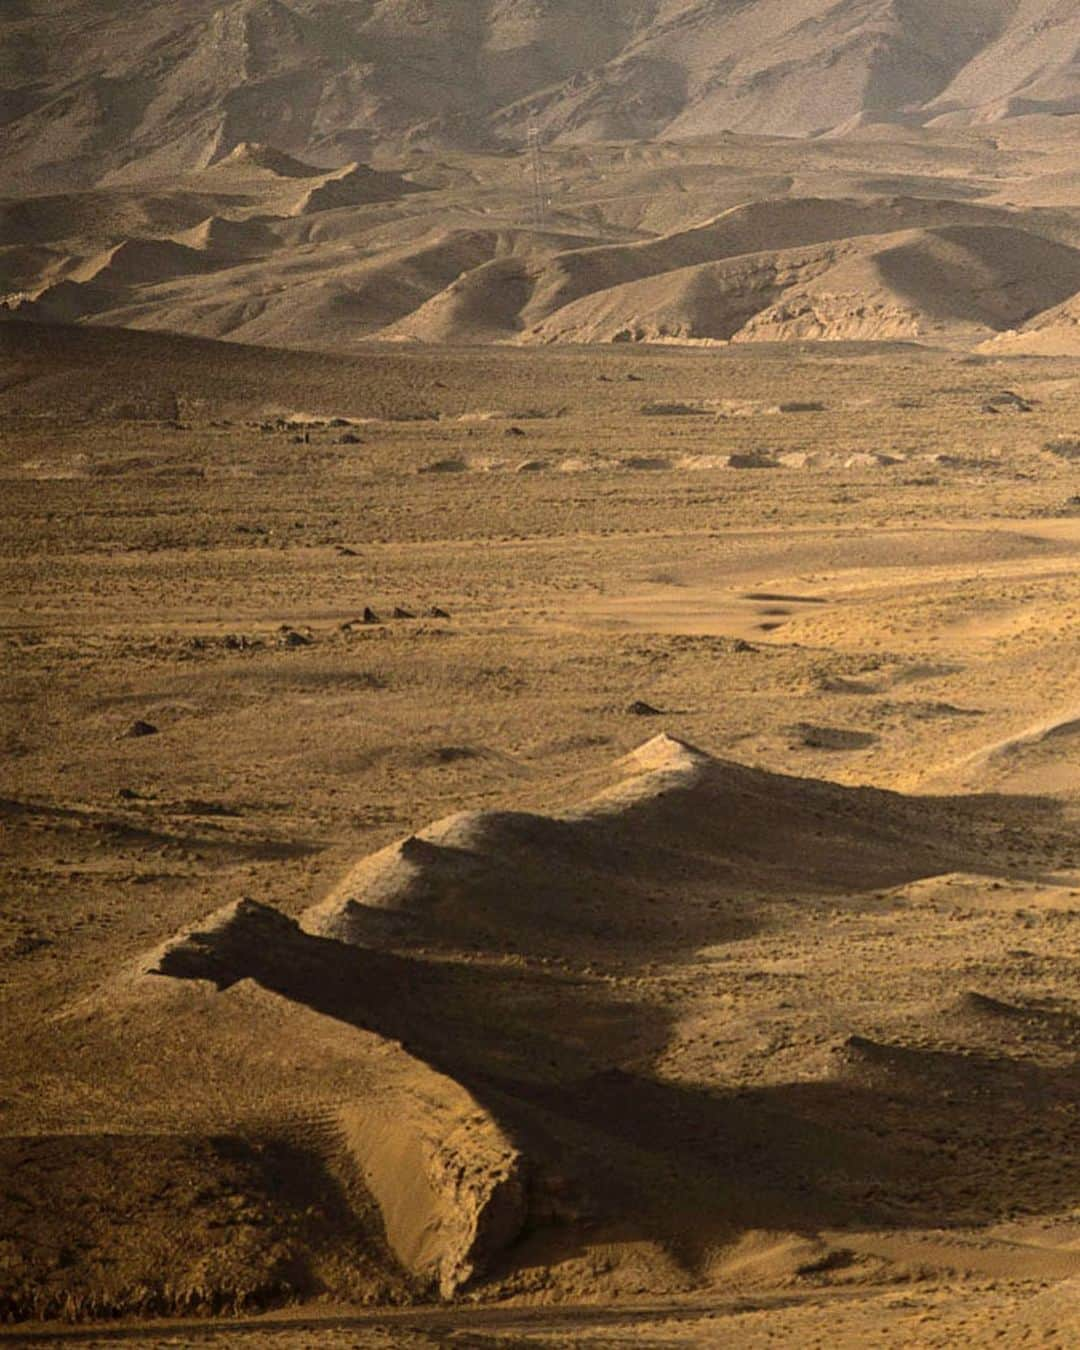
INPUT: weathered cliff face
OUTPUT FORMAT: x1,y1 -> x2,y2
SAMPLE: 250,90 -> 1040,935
338,1092 -> 527,1298
146,897 -> 530,1299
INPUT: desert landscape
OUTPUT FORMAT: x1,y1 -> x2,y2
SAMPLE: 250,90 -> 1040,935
2,2 -> 1080,1346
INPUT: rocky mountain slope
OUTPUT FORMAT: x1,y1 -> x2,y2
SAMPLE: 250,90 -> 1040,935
5,0 -> 1080,192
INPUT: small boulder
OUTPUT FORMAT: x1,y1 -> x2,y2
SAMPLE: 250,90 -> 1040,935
125,720 -> 159,738
627,700 -> 663,716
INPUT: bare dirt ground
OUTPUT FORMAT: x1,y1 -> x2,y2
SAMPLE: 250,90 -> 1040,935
1,323 -> 1078,1345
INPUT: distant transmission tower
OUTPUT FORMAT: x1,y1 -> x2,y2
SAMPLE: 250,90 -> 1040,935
526,117 -> 549,229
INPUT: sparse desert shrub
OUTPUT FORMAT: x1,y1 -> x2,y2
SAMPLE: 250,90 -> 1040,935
1044,436 -> 1080,460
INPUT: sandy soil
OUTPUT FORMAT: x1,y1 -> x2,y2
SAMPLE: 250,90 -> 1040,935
0,324 -> 1078,1344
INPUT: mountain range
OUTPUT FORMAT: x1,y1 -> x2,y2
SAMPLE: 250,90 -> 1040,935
4,1 -> 1080,353
5,0 -> 1080,192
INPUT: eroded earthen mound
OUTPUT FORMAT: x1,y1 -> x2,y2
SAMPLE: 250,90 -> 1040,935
304,733 -> 971,954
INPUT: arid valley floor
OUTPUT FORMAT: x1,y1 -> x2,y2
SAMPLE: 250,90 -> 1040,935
0,319 -> 1078,1346
6,0 -> 1080,1337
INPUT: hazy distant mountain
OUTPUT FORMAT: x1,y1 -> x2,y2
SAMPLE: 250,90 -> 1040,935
4,0 -> 1080,191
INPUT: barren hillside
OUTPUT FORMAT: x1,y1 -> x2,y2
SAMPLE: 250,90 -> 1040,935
7,122 -> 1080,350
4,0 -> 1080,192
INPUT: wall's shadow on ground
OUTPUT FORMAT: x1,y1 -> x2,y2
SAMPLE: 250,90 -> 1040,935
157,896 -> 1080,1270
